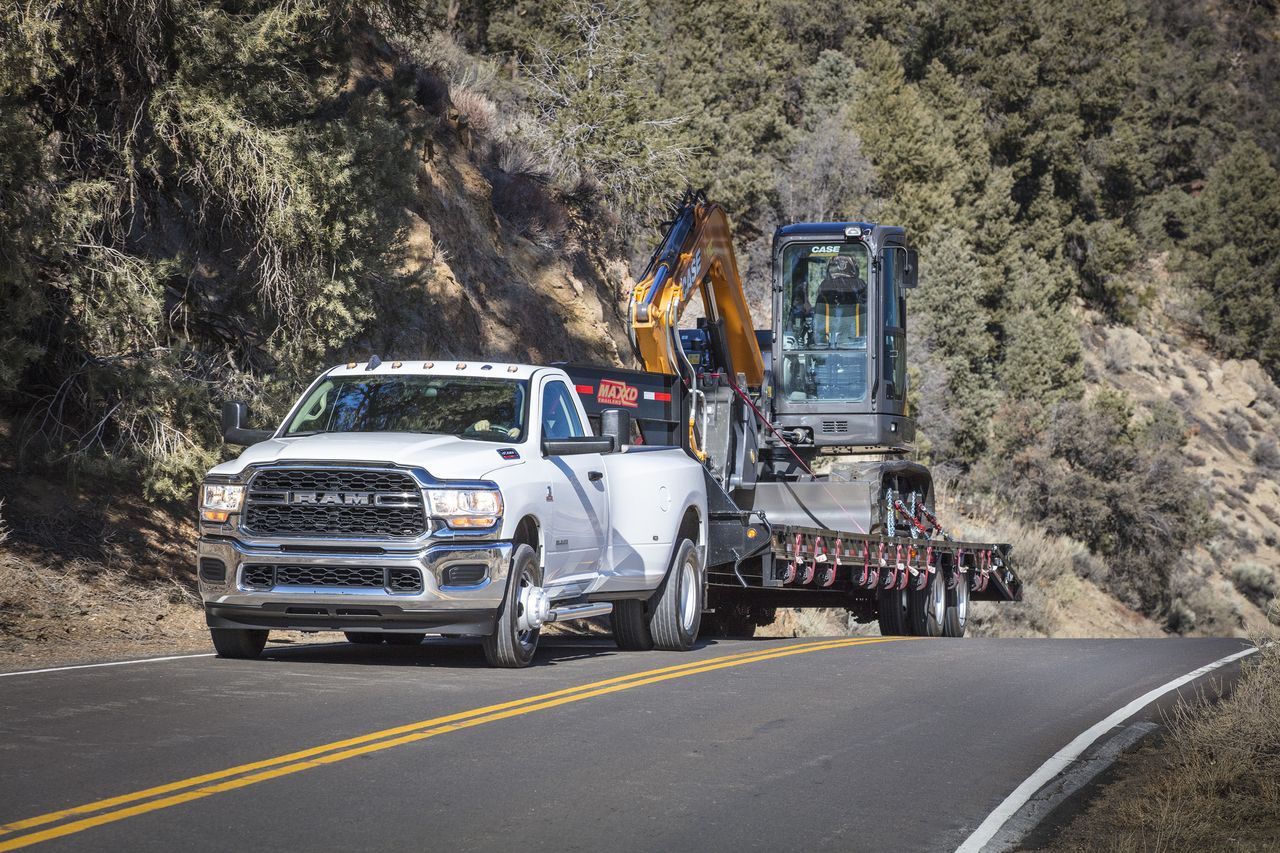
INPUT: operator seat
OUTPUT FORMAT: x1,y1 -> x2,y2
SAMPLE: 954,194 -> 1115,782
814,255 -> 866,346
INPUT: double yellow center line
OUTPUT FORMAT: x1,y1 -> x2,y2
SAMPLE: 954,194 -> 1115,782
0,637 -> 906,850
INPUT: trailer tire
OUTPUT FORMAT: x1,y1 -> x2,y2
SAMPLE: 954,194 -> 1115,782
611,599 -> 654,651
877,589 -> 909,636
210,628 -> 267,659
650,538 -> 703,651
943,572 -> 969,638
909,567 -> 947,637
482,544 -> 541,668
344,632 -> 383,644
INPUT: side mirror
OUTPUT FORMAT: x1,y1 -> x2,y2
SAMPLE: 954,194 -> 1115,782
600,409 -> 631,449
221,401 -> 275,446
542,436 -> 616,456
904,247 -> 919,289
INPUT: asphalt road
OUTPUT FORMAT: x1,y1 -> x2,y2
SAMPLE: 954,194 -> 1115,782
0,636 -> 1254,853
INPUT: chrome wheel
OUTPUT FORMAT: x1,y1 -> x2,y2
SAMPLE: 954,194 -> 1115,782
514,567 -> 543,652
679,550 -> 699,634
927,568 -> 946,636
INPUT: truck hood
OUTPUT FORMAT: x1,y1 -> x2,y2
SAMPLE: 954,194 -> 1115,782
207,432 -> 525,481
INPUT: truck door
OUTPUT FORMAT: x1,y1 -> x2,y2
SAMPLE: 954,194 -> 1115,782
538,378 -> 610,593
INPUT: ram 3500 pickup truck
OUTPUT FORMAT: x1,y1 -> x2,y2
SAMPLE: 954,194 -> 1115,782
197,360 -> 708,667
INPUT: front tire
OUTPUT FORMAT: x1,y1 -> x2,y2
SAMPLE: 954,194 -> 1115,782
210,628 -> 268,659
483,544 -> 541,668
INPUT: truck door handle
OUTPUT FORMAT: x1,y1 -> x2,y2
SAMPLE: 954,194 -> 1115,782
588,470 -> 604,482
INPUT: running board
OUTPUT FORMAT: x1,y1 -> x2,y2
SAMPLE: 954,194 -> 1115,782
546,602 -> 613,623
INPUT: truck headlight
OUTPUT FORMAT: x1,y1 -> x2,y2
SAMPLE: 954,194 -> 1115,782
427,488 -> 503,529
201,483 -> 245,523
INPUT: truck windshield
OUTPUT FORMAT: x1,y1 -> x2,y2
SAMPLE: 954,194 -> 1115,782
283,376 -> 529,442
777,240 -> 869,403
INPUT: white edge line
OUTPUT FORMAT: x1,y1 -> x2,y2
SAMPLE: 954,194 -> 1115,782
0,652 -> 216,678
956,644 -> 1261,853
0,641 -> 352,679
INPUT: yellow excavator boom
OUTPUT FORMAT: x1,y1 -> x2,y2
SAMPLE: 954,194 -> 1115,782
629,195 -> 766,388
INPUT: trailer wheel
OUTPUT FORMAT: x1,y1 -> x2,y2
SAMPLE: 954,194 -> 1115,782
909,567 -> 946,637
611,599 -> 654,651
482,544 -> 541,668
344,632 -> 383,645
876,589 -> 909,636
943,572 -> 969,638
650,539 -> 703,651
210,628 -> 268,659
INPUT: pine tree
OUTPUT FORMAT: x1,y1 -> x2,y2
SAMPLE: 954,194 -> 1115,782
1190,139 -> 1280,374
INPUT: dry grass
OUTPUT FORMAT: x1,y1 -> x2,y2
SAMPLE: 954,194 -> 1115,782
1032,636 -> 1280,852
0,536 -> 208,670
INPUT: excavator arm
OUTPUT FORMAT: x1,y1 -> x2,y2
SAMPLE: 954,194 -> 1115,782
629,192 -> 766,388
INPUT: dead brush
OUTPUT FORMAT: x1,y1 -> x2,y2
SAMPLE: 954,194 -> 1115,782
0,548 -> 198,643
1103,638 -> 1280,852
448,86 -> 497,139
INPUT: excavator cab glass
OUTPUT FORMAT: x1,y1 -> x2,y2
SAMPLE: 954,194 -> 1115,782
778,242 -> 870,402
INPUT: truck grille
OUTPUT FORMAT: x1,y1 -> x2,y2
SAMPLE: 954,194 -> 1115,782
242,564 -> 423,593
242,468 -> 426,538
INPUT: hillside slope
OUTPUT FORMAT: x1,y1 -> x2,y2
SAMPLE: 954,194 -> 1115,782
0,24 -> 639,669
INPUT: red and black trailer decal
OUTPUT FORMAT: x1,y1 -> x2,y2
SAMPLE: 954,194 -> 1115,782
557,364 -> 686,447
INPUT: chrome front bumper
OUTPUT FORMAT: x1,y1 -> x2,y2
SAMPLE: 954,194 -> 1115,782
197,536 -> 512,635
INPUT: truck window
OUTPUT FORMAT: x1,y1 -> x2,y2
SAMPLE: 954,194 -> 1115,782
283,376 -> 528,441
541,382 -> 585,439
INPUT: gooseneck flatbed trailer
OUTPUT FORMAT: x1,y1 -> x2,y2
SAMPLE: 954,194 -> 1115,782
564,364 -> 1020,638
564,192 -> 1021,638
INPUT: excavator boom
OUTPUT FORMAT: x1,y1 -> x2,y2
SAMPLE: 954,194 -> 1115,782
629,194 -> 765,388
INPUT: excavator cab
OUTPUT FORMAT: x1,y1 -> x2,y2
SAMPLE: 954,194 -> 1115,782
768,223 -> 917,451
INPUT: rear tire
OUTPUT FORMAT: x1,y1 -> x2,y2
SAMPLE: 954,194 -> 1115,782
650,539 -> 703,651
877,588 -> 909,636
210,628 -> 268,659
611,599 -> 654,650
943,571 -> 970,638
344,632 -> 384,645
909,567 -> 947,637
483,544 -> 541,668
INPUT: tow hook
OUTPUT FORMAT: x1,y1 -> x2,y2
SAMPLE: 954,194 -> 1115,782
518,585 -> 551,631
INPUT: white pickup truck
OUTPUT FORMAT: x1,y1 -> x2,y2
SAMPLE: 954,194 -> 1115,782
196,360 -> 708,667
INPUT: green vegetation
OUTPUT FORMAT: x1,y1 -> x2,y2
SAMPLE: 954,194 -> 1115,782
1,1 -> 1277,628
1,1 -> 418,499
